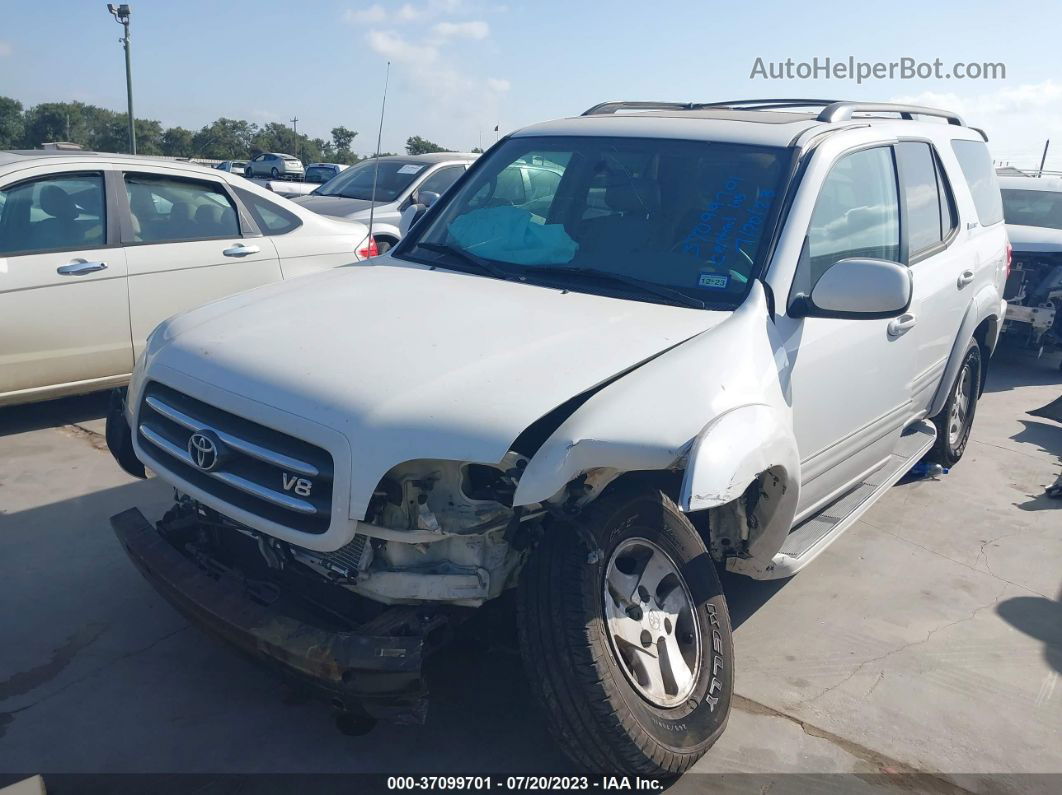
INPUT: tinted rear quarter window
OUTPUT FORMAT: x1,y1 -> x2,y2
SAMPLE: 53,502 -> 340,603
234,187 -> 302,235
951,140 -> 1003,226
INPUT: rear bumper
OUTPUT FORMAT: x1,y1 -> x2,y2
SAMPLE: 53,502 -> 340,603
110,507 -> 429,723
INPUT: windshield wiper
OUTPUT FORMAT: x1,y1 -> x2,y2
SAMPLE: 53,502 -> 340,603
416,242 -> 513,280
519,266 -> 705,309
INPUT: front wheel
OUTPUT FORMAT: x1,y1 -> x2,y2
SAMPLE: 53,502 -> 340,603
517,488 -> 733,777
929,338 -> 981,467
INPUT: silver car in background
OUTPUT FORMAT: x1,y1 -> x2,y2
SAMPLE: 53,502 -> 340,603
245,152 -> 304,179
292,152 -> 476,251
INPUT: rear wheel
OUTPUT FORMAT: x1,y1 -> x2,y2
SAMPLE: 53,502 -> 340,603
271,167 -> 280,178
929,339 -> 981,466
376,237 -> 395,254
517,488 -> 733,777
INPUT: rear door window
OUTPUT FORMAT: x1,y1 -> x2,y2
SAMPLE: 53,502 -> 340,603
124,173 -> 241,242
951,140 -> 1003,226
896,141 -> 957,258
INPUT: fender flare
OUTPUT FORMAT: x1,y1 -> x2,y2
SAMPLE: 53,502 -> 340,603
927,287 -> 1003,417
679,403 -> 801,563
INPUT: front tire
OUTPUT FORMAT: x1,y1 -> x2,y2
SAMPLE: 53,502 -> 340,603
517,488 -> 733,777
929,338 -> 981,467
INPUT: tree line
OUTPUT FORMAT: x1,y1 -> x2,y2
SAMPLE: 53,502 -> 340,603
0,96 -> 460,162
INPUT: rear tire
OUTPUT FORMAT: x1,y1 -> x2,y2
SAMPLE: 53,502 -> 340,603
516,488 -> 733,777
271,167 -> 280,178
929,339 -> 981,467
376,237 -> 395,254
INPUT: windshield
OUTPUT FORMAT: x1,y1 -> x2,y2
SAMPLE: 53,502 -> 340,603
313,159 -> 427,201
400,136 -> 791,307
1002,188 -> 1062,230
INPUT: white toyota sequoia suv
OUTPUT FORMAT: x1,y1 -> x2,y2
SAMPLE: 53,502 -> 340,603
107,99 -> 1009,776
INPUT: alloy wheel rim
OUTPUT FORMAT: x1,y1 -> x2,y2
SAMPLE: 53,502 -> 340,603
602,537 -> 701,707
948,363 -> 973,446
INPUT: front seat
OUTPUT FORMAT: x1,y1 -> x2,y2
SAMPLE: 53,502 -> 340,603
194,204 -> 224,236
577,176 -> 661,267
35,185 -> 82,249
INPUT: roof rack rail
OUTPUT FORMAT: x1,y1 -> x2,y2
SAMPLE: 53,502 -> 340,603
815,101 -> 965,126
581,99 -> 967,128
581,99 -> 843,116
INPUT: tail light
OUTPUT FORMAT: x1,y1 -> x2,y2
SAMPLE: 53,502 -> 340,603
357,235 -> 380,260
1005,242 -> 1012,279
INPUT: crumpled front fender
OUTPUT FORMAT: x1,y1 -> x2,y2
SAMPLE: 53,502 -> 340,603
679,403 -> 800,565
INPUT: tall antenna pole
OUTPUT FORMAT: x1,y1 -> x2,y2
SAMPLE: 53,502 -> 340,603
1038,139 -> 1050,177
366,61 -> 390,258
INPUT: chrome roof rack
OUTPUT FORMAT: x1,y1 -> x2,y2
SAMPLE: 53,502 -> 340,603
581,98 -> 967,127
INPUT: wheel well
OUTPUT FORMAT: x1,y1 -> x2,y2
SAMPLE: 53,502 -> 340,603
972,315 -> 997,394
589,467 -> 790,563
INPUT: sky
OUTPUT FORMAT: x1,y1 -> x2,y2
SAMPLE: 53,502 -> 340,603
1,0 -> 1060,168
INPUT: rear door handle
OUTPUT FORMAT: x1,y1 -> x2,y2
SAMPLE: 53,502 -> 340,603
223,244 -> 260,257
887,313 -> 917,337
957,269 -> 975,288
56,260 -> 107,276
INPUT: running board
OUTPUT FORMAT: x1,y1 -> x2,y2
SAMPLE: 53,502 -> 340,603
748,419 -> 936,580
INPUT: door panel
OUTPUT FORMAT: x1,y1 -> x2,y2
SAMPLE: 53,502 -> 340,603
896,142 -> 964,411
0,169 -> 132,401
785,146 -> 920,518
120,171 -> 282,358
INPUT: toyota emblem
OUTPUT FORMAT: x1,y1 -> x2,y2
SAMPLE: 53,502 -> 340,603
188,430 -> 224,472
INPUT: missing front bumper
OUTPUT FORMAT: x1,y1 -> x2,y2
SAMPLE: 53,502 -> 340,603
110,507 -> 434,724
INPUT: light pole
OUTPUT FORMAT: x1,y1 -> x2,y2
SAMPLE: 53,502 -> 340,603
290,116 -> 299,161
107,4 -> 135,155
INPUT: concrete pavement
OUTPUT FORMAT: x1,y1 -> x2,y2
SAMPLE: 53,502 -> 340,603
0,353 -> 1058,792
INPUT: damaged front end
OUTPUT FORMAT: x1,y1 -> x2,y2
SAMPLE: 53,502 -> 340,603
110,501 -> 454,726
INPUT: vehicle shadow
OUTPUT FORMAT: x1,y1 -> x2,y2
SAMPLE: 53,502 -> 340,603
0,471 -> 791,778
0,391 -> 109,438
982,347 -> 1062,394
995,589 -> 1062,676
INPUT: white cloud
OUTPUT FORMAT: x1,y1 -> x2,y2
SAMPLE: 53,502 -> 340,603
891,81 -> 1062,169
486,77 -> 510,93
344,0 -> 468,25
0,41 -> 12,57
432,20 -> 488,39
367,30 -> 436,63
344,4 -> 387,23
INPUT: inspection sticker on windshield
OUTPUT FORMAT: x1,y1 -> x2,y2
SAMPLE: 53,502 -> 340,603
397,164 -> 425,175
698,272 -> 729,289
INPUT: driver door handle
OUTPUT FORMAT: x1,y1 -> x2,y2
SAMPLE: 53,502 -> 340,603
887,313 -> 917,337
56,260 -> 107,276
223,244 -> 260,257
957,269 -> 975,288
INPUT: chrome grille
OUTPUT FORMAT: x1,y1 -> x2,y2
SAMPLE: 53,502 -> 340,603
137,382 -> 334,534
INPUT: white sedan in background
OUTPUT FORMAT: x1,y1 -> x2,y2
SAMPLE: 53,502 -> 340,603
0,150 -> 375,407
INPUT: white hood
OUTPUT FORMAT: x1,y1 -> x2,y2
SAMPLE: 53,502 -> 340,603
1006,224 -> 1062,252
143,261 -> 729,520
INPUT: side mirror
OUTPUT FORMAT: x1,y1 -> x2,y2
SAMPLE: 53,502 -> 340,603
418,190 -> 441,208
790,258 -> 911,320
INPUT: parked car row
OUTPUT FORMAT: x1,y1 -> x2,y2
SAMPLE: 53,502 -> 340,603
0,150 -> 375,406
